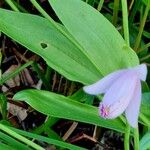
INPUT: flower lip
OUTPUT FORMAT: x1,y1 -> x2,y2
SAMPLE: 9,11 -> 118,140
100,103 -> 110,118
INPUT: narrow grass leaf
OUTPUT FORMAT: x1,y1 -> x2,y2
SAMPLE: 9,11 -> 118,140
0,131 -> 31,150
9,127 -> 86,150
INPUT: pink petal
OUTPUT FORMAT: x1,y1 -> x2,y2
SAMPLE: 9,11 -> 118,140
83,69 -> 126,95
99,71 -> 138,119
131,64 -> 147,81
125,79 -> 141,128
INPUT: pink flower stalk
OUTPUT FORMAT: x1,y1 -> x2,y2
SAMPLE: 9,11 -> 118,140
83,64 -> 147,128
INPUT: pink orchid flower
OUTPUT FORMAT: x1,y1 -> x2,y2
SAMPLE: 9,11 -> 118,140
83,64 -> 147,128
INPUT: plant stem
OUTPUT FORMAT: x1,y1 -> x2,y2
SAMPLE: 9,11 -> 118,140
134,127 -> 139,150
138,42 -> 150,53
124,123 -> 130,150
0,123 -> 44,150
0,93 -> 7,119
12,0 -> 28,13
129,0 -> 134,11
0,61 -> 33,85
5,0 -> 19,12
33,117 -> 59,134
120,5 -> 132,149
112,0 -> 120,26
45,66 -> 52,84
140,54 -> 150,62
129,0 -> 141,28
32,62 -> 50,90
140,113 -> 150,127
134,4 -> 150,51
121,0 -> 130,46
97,0 -> 104,11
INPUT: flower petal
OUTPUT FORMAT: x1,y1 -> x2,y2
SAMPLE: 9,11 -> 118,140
131,64 -> 147,81
125,79 -> 141,128
99,71 -> 138,119
83,69 -> 126,95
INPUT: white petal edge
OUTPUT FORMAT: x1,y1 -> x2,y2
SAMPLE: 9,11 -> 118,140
99,71 -> 138,119
125,79 -> 141,128
83,69 -> 127,95
131,64 -> 147,81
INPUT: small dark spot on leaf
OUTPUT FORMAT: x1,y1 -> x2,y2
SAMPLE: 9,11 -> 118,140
40,43 -> 48,49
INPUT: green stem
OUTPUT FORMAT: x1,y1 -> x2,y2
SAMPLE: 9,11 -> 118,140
138,42 -> 150,53
0,61 -> 33,85
140,113 -> 150,127
45,66 -> 52,84
129,0 -> 141,28
32,62 -> 50,90
140,54 -> 150,62
30,0 -> 102,74
112,0 -> 120,26
33,117 -> 59,134
5,0 -> 19,12
129,0 -> 134,11
97,0 -> 104,11
134,127 -> 139,150
121,0 -> 130,46
0,123 -> 44,150
124,123 -> 130,150
0,93 -> 7,119
12,0 -> 28,13
119,115 -> 126,125
134,4 -> 150,51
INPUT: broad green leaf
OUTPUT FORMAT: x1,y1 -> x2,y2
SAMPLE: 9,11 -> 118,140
13,89 -> 125,133
0,8 -> 101,85
140,132 -> 150,150
49,0 -> 139,76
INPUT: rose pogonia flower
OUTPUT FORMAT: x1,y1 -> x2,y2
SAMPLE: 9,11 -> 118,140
83,64 -> 147,128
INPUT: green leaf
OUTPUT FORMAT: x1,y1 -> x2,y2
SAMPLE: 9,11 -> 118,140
9,126 -> 86,150
0,143 -> 16,150
141,92 -> 150,118
140,132 -> 150,150
69,88 -> 94,104
0,5 -> 138,84
13,89 -> 125,133
49,0 -> 139,75
0,131 -> 31,150
142,0 -> 150,8
0,8 -> 101,85
0,93 -> 7,119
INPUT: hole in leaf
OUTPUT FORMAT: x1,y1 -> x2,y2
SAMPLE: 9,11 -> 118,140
40,43 -> 48,49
